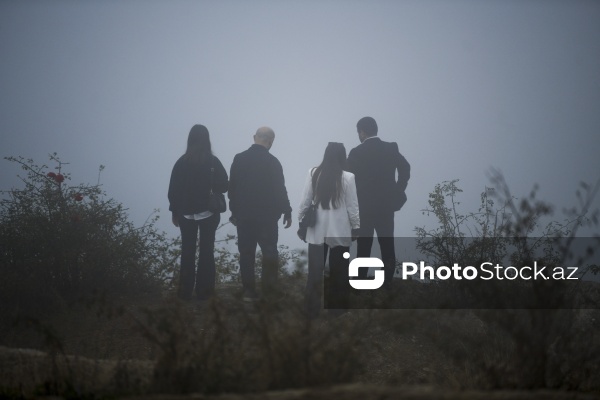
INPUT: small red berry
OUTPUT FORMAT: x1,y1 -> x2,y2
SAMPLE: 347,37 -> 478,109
74,193 -> 83,201
47,172 -> 56,178
55,173 -> 64,183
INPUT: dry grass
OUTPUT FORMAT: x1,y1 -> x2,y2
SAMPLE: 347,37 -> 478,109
0,279 -> 599,398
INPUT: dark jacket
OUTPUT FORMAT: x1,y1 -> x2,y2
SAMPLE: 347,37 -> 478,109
168,154 -> 228,216
347,137 -> 410,215
228,144 -> 292,221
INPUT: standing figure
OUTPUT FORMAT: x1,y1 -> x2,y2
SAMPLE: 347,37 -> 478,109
168,124 -> 228,301
228,127 -> 292,300
347,117 -> 410,284
298,142 -> 360,318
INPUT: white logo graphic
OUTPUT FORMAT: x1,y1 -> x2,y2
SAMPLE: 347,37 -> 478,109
345,252 -> 385,290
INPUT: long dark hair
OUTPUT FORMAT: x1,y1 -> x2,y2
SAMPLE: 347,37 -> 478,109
312,142 -> 347,210
184,124 -> 212,164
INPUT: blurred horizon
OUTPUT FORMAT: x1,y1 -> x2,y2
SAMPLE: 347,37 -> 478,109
1,0 -> 599,247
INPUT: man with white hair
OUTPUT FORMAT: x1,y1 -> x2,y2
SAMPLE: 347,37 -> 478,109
229,127 -> 292,300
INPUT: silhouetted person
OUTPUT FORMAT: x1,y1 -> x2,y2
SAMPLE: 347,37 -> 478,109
168,124 -> 228,301
228,127 -> 292,300
298,142 -> 359,318
347,117 -> 410,284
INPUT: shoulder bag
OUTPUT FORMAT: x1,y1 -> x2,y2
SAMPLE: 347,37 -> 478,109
208,159 -> 226,213
300,168 -> 318,228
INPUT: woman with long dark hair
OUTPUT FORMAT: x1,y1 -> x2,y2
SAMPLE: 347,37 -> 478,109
168,124 -> 228,301
297,142 -> 359,318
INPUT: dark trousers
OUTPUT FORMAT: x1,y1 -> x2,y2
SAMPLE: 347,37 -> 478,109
306,244 -> 350,318
357,211 -> 396,283
236,218 -> 279,295
179,213 -> 220,300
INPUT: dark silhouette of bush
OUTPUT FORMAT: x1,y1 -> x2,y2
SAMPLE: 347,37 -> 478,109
0,154 -> 179,314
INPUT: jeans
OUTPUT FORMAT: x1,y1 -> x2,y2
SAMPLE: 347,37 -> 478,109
356,210 -> 396,283
236,217 -> 279,296
179,213 -> 220,300
306,244 -> 350,318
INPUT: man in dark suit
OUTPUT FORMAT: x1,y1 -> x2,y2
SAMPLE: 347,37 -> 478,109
347,116 -> 410,283
228,127 -> 292,300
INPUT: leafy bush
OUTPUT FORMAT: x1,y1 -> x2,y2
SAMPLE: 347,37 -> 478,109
0,154 -> 178,313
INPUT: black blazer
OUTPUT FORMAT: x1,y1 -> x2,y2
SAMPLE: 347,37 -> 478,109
168,154 -> 228,216
228,144 -> 292,221
347,137 -> 410,215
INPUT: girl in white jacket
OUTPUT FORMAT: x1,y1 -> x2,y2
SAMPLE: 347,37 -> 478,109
297,142 -> 360,318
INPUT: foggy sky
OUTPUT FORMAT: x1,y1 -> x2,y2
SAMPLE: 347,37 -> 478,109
1,0 -> 599,248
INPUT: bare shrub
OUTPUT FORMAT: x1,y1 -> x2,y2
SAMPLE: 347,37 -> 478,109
414,173 -> 600,390
131,287 -> 371,395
